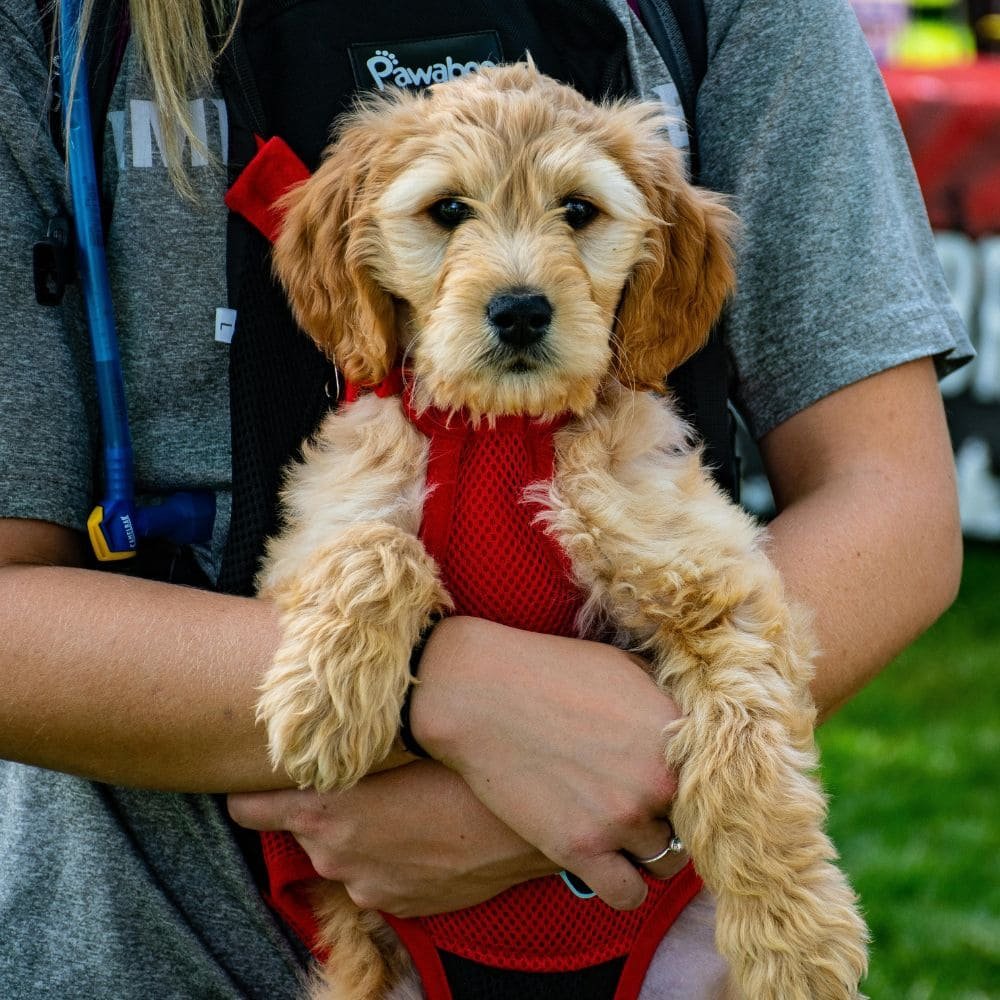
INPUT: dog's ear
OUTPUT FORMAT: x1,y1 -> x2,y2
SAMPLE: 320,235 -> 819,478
614,166 -> 737,392
272,122 -> 398,385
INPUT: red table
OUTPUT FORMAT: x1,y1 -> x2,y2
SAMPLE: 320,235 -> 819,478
883,60 -> 1000,236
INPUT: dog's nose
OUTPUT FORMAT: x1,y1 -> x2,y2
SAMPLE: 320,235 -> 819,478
486,292 -> 553,349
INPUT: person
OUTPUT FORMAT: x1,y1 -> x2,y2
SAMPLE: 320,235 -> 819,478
0,0 -> 971,996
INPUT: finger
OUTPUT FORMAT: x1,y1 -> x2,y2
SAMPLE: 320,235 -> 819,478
226,789 -> 303,831
628,822 -> 689,880
570,852 -> 648,911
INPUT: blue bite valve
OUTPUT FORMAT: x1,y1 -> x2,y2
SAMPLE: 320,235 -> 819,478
88,492 -> 216,561
88,498 -> 140,561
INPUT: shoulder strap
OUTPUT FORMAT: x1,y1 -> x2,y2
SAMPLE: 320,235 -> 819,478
634,0 -> 740,501
40,0 -> 130,165
634,0 -> 706,172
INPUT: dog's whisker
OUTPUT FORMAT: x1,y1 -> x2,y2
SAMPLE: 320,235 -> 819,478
399,341 -> 418,382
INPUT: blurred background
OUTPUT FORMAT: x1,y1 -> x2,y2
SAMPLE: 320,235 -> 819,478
784,4 -> 999,996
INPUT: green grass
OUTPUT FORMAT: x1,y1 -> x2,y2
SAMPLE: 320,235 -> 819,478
817,542 -> 1000,1000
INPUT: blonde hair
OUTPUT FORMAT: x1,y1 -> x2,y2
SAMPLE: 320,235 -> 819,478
61,0 -> 239,198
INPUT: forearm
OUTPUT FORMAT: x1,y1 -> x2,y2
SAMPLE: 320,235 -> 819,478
759,359 -> 963,721
0,562 -> 286,792
765,475 -> 959,721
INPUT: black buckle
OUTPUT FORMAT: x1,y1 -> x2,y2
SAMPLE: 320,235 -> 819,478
33,215 -> 76,306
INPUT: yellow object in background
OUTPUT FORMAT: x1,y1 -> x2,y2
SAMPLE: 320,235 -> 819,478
974,11 -> 1000,50
895,0 -> 978,66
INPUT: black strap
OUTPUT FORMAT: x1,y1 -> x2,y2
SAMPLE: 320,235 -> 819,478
439,952 -> 627,1000
636,0 -> 739,501
39,0 -> 130,176
634,0 -> 706,171
214,232 -> 336,595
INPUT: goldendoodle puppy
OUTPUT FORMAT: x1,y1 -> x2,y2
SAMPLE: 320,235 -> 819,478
256,62 -> 869,1000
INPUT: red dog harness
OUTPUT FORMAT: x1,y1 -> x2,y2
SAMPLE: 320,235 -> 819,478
260,378 -> 702,998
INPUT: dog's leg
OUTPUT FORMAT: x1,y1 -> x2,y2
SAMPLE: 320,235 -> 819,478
650,566 -> 868,1000
543,390 -> 869,1000
259,520 -> 450,790
257,396 -> 449,790
307,883 -> 421,1000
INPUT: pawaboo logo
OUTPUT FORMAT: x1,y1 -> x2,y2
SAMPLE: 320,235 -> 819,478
365,48 -> 496,90
349,33 -> 504,94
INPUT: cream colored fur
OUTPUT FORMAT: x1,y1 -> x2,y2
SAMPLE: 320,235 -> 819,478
257,63 -> 869,1000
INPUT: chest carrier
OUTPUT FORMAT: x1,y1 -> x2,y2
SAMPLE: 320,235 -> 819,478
213,0 -> 733,604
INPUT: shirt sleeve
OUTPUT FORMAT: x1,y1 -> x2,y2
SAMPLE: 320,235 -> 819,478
698,0 -> 974,438
0,2 -> 96,530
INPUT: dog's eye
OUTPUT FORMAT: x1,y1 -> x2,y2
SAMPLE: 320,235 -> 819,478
429,198 -> 473,229
562,197 -> 598,230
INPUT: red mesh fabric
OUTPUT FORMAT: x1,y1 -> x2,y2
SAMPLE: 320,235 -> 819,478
410,871 -> 686,972
402,390 -> 580,638
259,376 -> 703,977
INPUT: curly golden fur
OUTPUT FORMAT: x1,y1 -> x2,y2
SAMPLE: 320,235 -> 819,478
258,63 -> 869,1000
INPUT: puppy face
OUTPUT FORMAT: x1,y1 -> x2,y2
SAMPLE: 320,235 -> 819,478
273,63 -> 736,419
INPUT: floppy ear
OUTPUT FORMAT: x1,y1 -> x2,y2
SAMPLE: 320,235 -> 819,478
614,166 -> 737,392
272,121 -> 398,385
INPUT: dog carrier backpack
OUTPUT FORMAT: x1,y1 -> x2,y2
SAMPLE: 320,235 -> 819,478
218,4 -> 719,996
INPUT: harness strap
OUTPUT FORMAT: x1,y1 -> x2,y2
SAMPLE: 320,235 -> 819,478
382,863 -> 704,1000
382,914 -> 455,1000
612,863 -> 704,1000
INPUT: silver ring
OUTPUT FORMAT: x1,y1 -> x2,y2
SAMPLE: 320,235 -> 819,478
636,835 -> 685,865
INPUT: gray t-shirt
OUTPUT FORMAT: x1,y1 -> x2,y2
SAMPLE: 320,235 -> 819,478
0,0 -> 971,995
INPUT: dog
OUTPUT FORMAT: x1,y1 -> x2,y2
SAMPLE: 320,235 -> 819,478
256,62 -> 869,1000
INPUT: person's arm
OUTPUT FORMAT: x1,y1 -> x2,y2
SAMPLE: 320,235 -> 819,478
0,518 -> 286,791
229,621 -> 687,912
2,517 -> 682,911
397,356 -> 961,903
758,357 -> 962,720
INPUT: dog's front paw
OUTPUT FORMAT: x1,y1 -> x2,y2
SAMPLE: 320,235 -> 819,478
257,650 -> 371,791
258,524 -> 449,790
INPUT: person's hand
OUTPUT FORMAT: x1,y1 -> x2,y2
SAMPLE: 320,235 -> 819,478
228,760 -> 556,917
410,617 -> 686,910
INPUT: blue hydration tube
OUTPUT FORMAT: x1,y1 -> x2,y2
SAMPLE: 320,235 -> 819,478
60,0 -> 215,560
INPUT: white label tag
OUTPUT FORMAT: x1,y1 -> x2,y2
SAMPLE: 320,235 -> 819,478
652,82 -> 690,152
215,307 -> 237,344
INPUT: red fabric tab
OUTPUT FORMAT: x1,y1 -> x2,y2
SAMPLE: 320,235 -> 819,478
224,135 -> 311,244
343,367 -> 407,403
259,830 -> 325,958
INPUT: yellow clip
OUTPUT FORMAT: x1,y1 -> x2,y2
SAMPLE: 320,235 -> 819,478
87,506 -> 137,562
